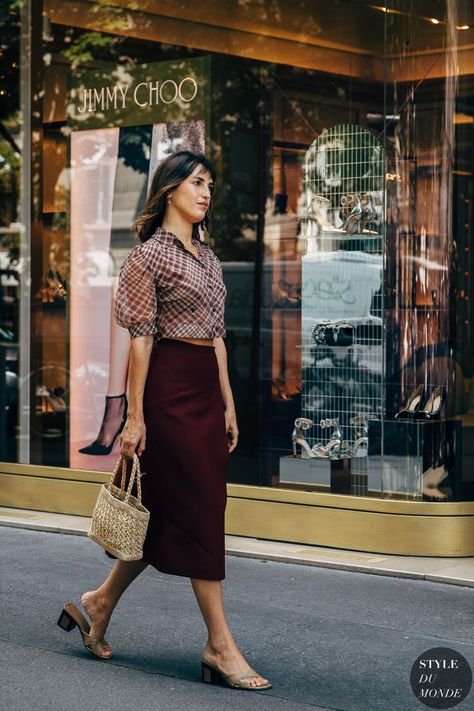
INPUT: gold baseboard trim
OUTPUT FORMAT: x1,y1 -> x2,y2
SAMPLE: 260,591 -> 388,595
1,467 -> 473,556
0,472 -> 101,517
225,497 -> 474,557
227,483 -> 474,515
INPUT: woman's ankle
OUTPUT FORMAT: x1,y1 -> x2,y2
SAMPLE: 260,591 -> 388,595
206,633 -> 236,655
83,589 -> 115,612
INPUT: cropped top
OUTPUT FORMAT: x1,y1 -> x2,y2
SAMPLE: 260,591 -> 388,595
114,227 -> 227,341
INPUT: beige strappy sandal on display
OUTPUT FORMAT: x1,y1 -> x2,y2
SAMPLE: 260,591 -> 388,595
57,602 -> 112,659
201,657 -> 272,690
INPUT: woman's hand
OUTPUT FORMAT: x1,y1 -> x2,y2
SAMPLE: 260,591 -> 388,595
225,407 -> 238,453
119,414 -> 147,458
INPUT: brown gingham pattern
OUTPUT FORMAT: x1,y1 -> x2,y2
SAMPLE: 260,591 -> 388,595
114,227 -> 227,341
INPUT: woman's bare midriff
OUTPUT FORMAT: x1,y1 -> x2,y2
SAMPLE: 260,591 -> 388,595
166,336 -> 214,346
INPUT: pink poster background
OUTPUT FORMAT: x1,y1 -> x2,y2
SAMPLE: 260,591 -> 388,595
69,128 -> 119,470
69,121 -> 205,472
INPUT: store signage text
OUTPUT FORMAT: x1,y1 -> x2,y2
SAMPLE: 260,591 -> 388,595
303,276 -> 356,305
76,77 -> 198,114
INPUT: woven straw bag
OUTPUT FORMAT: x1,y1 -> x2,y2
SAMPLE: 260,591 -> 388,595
88,452 -> 150,561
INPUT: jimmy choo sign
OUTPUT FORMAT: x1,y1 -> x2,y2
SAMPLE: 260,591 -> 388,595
76,77 -> 198,114
68,57 -> 208,130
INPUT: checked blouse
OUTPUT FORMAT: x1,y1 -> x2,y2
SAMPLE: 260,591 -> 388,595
114,227 -> 227,341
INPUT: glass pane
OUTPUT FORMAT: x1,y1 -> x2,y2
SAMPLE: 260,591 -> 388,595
0,2 -> 21,462
4,0 -> 472,504
384,0 -> 471,501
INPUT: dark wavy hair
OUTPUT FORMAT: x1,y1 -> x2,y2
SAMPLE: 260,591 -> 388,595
133,150 -> 217,243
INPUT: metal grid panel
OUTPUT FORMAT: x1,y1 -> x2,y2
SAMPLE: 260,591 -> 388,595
298,124 -> 385,462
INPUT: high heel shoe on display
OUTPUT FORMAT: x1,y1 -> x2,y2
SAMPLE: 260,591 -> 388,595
341,195 -> 363,234
394,385 -> 425,420
309,194 -> 346,234
312,438 -> 351,459
292,417 -> 352,459
418,385 -> 445,419
57,603 -> 112,659
359,193 -> 379,234
308,418 -> 351,459
292,417 -> 315,457
201,658 -> 272,691
79,393 -> 128,455
350,414 -> 370,457
339,193 -> 356,220
319,418 -> 351,459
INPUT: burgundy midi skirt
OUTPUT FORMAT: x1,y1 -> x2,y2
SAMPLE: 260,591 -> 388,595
105,337 -> 229,580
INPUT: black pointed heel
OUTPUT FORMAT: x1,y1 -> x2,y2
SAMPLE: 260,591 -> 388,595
394,384 -> 425,419
79,393 -> 127,456
418,385 -> 445,419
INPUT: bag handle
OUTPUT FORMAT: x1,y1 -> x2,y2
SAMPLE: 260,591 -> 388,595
109,452 -> 143,504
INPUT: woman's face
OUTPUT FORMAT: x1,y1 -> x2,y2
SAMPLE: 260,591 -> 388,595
168,164 -> 214,224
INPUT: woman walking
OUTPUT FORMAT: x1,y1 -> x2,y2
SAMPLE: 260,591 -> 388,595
58,151 -> 271,691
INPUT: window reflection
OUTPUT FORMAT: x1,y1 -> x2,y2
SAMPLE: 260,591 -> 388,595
1,0 -> 473,502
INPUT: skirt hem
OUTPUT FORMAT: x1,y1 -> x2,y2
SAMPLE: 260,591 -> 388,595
104,548 -> 225,580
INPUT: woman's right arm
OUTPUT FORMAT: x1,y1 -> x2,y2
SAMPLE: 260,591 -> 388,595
119,335 -> 153,458
114,243 -> 159,457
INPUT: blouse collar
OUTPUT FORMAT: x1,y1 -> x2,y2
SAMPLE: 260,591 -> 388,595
153,227 -> 203,255
152,226 -> 204,259
153,226 -> 202,247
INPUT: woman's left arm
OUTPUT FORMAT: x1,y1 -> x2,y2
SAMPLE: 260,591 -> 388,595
214,337 -> 238,453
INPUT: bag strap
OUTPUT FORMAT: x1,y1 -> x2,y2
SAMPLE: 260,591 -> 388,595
108,453 -> 143,504
108,456 -> 125,489
124,453 -> 142,504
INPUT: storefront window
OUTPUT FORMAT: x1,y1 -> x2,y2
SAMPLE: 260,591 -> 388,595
382,0 -> 472,501
2,0 -> 473,503
0,1 -> 21,463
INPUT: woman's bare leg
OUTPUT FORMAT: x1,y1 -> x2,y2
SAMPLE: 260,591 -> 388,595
81,560 -> 149,656
190,578 -> 270,687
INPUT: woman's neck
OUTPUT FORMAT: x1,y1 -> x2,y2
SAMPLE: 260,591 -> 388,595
161,213 -> 194,245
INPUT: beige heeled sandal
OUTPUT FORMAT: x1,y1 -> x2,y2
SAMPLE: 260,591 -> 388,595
57,602 -> 112,659
201,657 -> 272,690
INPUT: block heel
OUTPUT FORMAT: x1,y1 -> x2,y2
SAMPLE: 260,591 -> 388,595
200,657 -> 272,691
201,660 -> 219,684
57,607 -> 77,632
56,602 -> 112,659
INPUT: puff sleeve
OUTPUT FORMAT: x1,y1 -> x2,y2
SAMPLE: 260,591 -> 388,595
114,244 -> 158,338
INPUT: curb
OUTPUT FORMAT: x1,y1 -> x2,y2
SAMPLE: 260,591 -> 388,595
1,515 -> 473,589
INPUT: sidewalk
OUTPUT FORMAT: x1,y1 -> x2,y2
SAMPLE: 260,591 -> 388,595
2,524 -> 473,711
1,505 -> 473,588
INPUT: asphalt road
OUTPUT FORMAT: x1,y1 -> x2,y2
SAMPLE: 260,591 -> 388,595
1,526 -> 473,711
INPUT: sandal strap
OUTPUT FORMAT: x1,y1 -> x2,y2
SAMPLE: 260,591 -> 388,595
221,667 -> 264,686
65,602 -> 111,657
202,659 -> 270,688
81,630 -> 110,655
